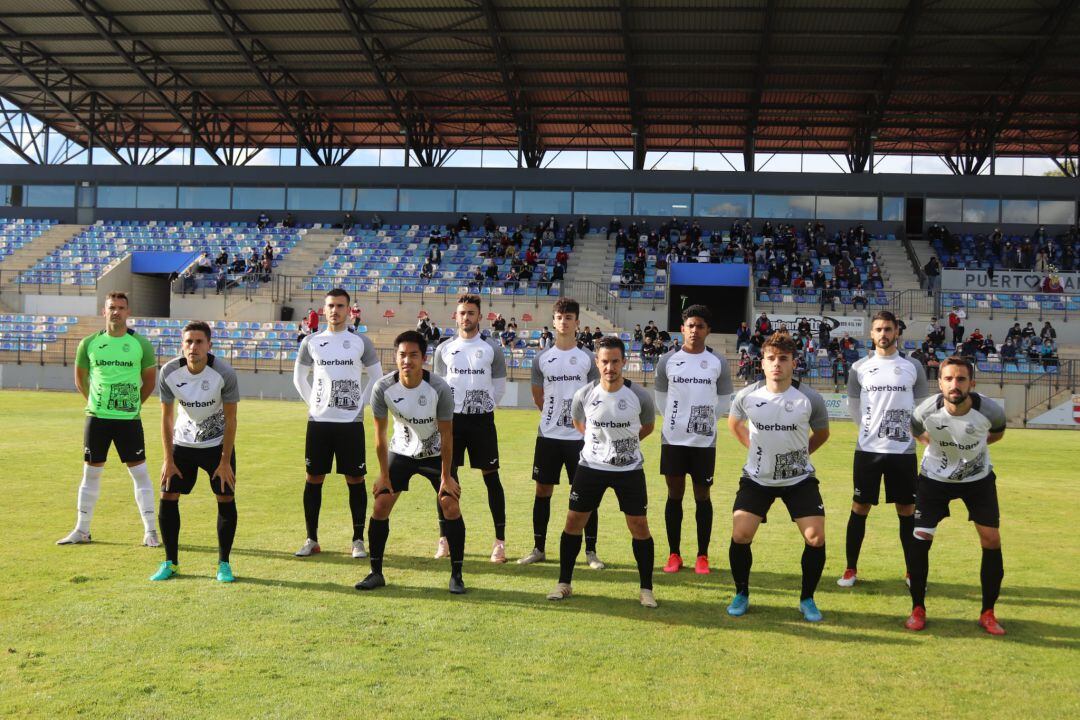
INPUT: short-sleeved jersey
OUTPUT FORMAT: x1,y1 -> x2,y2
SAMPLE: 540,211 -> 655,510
370,370 -> 455,459
730,380 -> 830,487
654,347 -> 734,447
432,333 -> 507,414
848,351 -> 929,454
296,328 -> 379,423
75,329 -> 156,419
571,379 -> 656,471
531,345 -> 599,440
158,354 -> 239,448
910,393 -> 1006,483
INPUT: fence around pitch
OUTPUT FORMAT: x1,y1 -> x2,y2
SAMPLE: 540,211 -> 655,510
1,269 -> 98,295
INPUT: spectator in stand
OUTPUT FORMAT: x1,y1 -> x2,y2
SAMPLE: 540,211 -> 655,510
643,321 -> 659,342
1040,321 -> 1057,342
483,214 -> 496,234
491,314 -> 506,333
306,307 -> 319,334
851,283 -> 868,311
215,267 -> 228,295
736,350 -> 754,383
736,321 -> 752,350
500,325 -> 517,349
1005,322 -> 1023,343
606,217 -> 622,240
555,246 -> 569,270
343,212 -> 354,232
1000,338 -> 1017,362
819,280 -> 838,312
577,216 -> 589,237
539,326 -> 553,350
536,265 -> 551,293
215,248 -> 229,267
282,212 -> 296,229
923,256 -> 941,295
470,267 -> 485,292
981,335 -> 997,357
749,330 -> 766,356
754,312 -> 772,337
968,327 -> 984,345
1042,272 -> 1065,293
350,303 -> 362,330
420,259 -> 434,280
427,244 -> 442,269
457,214 -> 471,233
633,324 -> 644,342
484,258 -> 499,284
260,255 -> 272,282
641,335 -> 661,362
550,262 -> 565,284
948,306 -> 966,344
257,212 -> 269,229
926,317 -> 945,346
196,252 -> 214,273
1021,322 -> 1037,342
1040,338 -> 1058,366
371,213 -> 382,230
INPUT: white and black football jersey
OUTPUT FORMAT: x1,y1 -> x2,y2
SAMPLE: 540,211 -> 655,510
295,328 -> 380,423
532,345 -> 599,440
848,351 -> 929,454
432,334 -> 507,414
654,347 -> 734,448
572,379 -> 656,472
911,393 -> 1006,483
730,380 -> 830,487
158,354 -> 239,448
370,370 -> 455,459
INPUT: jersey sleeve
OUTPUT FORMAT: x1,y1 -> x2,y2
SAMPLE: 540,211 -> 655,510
911,358 -> 930,401
360,335 -> 379,367
571,384 -> 589,425
910,396 -> 931,436
980,395 -> 1007,433
488,337 -> 507,379
369,373 -> 392,419
730,384 -> 752,421
218,360 -> 240,403
157,359 -> 177,403
804,386 -> 830,431
136,334 -> 156,369
713,350 -> 734,396
632,383 -> 656,425
75,335 -> 91,369
432,343 -> 447,377
432,375 -> 455,421
846,358 -> 863,419
531,348 -> 547,387
585,351 -> 600,382
296,336 -> 313,366
653,351 -> 673,393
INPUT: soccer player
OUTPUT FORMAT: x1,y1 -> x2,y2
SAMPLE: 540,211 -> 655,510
726,331 -> 831,622
839,310 -> 929,588
355,331 -> 466,594
904,357 -> 1007,635
518,298 -> 603,568
433,293 -> 508,563
150,322 -> 239,583
654,305 -> 733,575
58,292 -> 159,546
546,336 -> 659,608
292,288 -> 382,558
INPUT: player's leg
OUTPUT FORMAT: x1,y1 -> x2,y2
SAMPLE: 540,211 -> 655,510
151,448 -> 198,581
436,470 -> 467,593
297,421 -> 332,556
476,417 -> 506,560
841,451 -> 878,586
547,467 -> 602,600
662,472 -> 686,572
210,450 -> 238,582
566,444 -> 603,569
521,437 -> 557,564
966,475 -> 1005,635
116,419 -> 156,545
356,462 -> 404,591
343,422 -> 368,558
886,454 -> 919,585
58,417 -> 108,544
728,509 -> 763,616
794,515 -> 826,622
617,471 -> 656,607
435,421 -> 470,558
905,476 -> 950,630
690,451 -> 716,574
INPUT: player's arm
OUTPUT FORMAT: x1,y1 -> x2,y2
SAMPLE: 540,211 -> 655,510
986,399 -> 1007,445
292,338 -> 314,404
727,413 -> 750,449
807,388 -> 831,454
530,351 -> 545,410
214,402 -> 238,491
435,382 -> 459,499
74,337 -> 90,399
490,338 -> 508,404
910,401 -> 930,445
987,430 -> 1005,445
159,401 -> 180,491
636,384 -> 656,440
846,363 -> 861,420
808,427 -> 831,454
653,352 -> 669,417
360,337 -> 382,410
571,387 -> 587,435
372,414 -> 393,496
138,335 -> 158,404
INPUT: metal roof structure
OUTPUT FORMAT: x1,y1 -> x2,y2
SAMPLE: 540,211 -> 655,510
1,1 -> 1079,172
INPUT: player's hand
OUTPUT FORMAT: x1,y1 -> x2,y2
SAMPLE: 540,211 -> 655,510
160,460 -> 181,491
373,474 -> 393,497
214,461 -> 236,491
439,474 -> 461,499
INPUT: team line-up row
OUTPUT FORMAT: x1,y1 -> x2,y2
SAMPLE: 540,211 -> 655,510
55,290 -> 1008,635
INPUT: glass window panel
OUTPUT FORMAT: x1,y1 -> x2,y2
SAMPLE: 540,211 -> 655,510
514,190 -> 571,214
137,186 -> 176,209
398,188 -> 454,212
573,191 -> 630,215
1039,199 -> 1075,225
0,185 -> 11,206
754,194 -> 815,219
634,192 -> 692,217
25,185 -> 75,207
287,187 -> 341,211
882,196 -> 904,222
816,195 -> 877,221
232,186 -> 285,210
97,185 -> 137,208
345,187 -> 397,211
178,186 -> 231,209
961,198 -> 999,223
925,197 -> 962,222
1001,199 -> 1038,224
693,193 -> 751,218
456,189 -> 513,214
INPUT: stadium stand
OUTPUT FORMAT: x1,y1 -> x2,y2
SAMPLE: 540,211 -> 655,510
0,313 -> 76,352
929,224 -> 1079,274
0,219 -> 55,264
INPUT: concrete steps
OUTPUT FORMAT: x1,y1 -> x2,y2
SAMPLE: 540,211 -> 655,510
273,228 -> 341,279
564,232 -> 615,286
872,240 -> 922,292
1,224 -> 85,284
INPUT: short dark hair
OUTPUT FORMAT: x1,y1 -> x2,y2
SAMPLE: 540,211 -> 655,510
104,291 -> 129,305
457,293 -> 482,310
182,320 -> 212,340
761,330 -> 799,355
595,335 -> 625,358
939,355 -> 973,378
871,310 -> 898,328
552,297 -> 580,317
326,288 -> 350,304
681,304 -> 712,327
394,330 -> 427,356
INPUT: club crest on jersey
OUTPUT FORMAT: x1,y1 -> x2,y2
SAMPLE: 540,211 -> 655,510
569,356 -> 577,365
343,339 -> 351,349
700,360 -> 708,369
617,399 -> 628,410
894,366 -> 902,374
418,395 -> 427,406
475,349 -> 483,358
122,343 -> 130,352
784,401 -> 794,412
965,423 -> 976,435
201,380 -> 210,391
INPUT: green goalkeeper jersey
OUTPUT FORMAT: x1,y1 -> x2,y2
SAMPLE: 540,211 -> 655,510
75,329 -> 156,419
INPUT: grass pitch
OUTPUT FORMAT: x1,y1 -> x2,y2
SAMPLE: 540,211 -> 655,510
1,389 -> 1077,719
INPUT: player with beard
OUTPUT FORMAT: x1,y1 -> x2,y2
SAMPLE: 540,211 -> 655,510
433,294 -> 508,563
518,298 -> 603,568
904,357 -> 1007,635
292,288 -> 382,559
